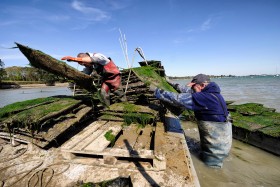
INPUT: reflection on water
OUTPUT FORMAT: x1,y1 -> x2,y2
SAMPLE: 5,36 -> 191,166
0,86 -> 72,108
182,121 -> 280,187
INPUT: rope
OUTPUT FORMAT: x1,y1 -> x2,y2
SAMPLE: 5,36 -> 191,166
0,147 -> 27,163
26,163 -> 70,187
27,168 -> 54,187
0,160 -> 70,187
0,159 -> 43,187
124,49 -> 137,94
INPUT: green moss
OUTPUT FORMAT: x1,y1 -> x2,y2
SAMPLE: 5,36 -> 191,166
104,130 -> 115,146
132,66 -> 176,92
0,97 -> 59,119
258,125 -> 280,137
229,103 -> 280,137
123,113 -> 153,128
2,97 -> 80,132
228,103 -> 275,115
108,103 -> 154,128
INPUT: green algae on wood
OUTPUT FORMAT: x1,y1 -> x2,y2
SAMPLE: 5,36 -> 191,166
0,97 -> 81,133
102,102 -> 155,127
108,102 -> 157,115
0,97 -> 59,119
131,66 -> 177,92
104,129 -> 116,146
228,103 -> 280,137
15,43 -> 95,92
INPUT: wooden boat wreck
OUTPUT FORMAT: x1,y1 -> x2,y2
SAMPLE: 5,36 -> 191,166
0,43 -> 200,186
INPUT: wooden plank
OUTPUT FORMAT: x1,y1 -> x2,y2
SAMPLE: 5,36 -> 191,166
64,147 -> 154,159
133,125 -> 154,150
73,121 -> 112,151
83,121 -> 123,152
61,120 -> 107,150
43,106 -> 92,142
154,122 -> 166,155
153,122 -> 167,170
113,124 -> 139,150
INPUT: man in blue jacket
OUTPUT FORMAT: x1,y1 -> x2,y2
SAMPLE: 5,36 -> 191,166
153,74 -> 232,168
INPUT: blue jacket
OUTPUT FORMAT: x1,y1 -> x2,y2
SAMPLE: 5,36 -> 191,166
154,82 -> 229,122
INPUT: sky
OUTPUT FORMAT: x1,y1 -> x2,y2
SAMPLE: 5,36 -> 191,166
0,0 -> 280,76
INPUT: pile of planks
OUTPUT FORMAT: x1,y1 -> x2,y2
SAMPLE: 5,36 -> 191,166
0,96 -> 93,148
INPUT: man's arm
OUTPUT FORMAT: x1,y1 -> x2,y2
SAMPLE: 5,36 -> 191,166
154,89 -> 194,110
61,56 -> 92,67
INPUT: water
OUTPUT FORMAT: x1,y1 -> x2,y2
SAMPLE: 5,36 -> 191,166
173,75 -> 280,112
173,76 -> 280,187
182,121 -> 280,187
0,86 -> 72,108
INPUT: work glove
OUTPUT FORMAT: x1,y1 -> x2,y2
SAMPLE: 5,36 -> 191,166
154,88 -> 164,99
61,56 -> 83,62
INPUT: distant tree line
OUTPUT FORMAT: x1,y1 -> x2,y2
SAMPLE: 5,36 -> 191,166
1,65 -> 67,85
0,59 -> 6,83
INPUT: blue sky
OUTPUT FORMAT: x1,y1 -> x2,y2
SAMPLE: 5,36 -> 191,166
1,0 -> 280,76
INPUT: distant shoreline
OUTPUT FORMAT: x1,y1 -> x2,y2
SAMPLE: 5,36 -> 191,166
0,82 -> 69,89
20,82 -> 69,88
168,74 -> 279,80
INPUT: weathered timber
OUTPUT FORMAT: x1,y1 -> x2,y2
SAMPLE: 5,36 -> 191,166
133,125 -> 154,150
16,43 -> 95,92
42,106 -> 92,142
113,124 -> 139,149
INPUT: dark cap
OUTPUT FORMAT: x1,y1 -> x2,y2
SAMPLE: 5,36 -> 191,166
187,74 -> 210,87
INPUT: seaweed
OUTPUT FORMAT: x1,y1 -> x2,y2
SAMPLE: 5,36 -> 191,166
16,43 -> 95,92
229,103 -> 280,137
132,66 -> 176,92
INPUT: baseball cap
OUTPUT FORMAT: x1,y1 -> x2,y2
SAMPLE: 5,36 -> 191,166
187,74 -> 210,87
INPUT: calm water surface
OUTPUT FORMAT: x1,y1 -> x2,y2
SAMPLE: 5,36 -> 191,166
0,86 -> 72,108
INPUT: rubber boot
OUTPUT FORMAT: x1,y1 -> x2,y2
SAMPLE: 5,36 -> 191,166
100,88 -> 110,106
113,88 -> 127,102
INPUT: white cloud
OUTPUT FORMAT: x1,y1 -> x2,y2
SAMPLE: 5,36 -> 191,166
105,0 -> 133,10
71,0 -> 110,21
200,18 -> 212,31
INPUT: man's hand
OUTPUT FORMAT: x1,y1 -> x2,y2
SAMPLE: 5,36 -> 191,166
61,56 -> 83,62
154,88 -> 164,99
